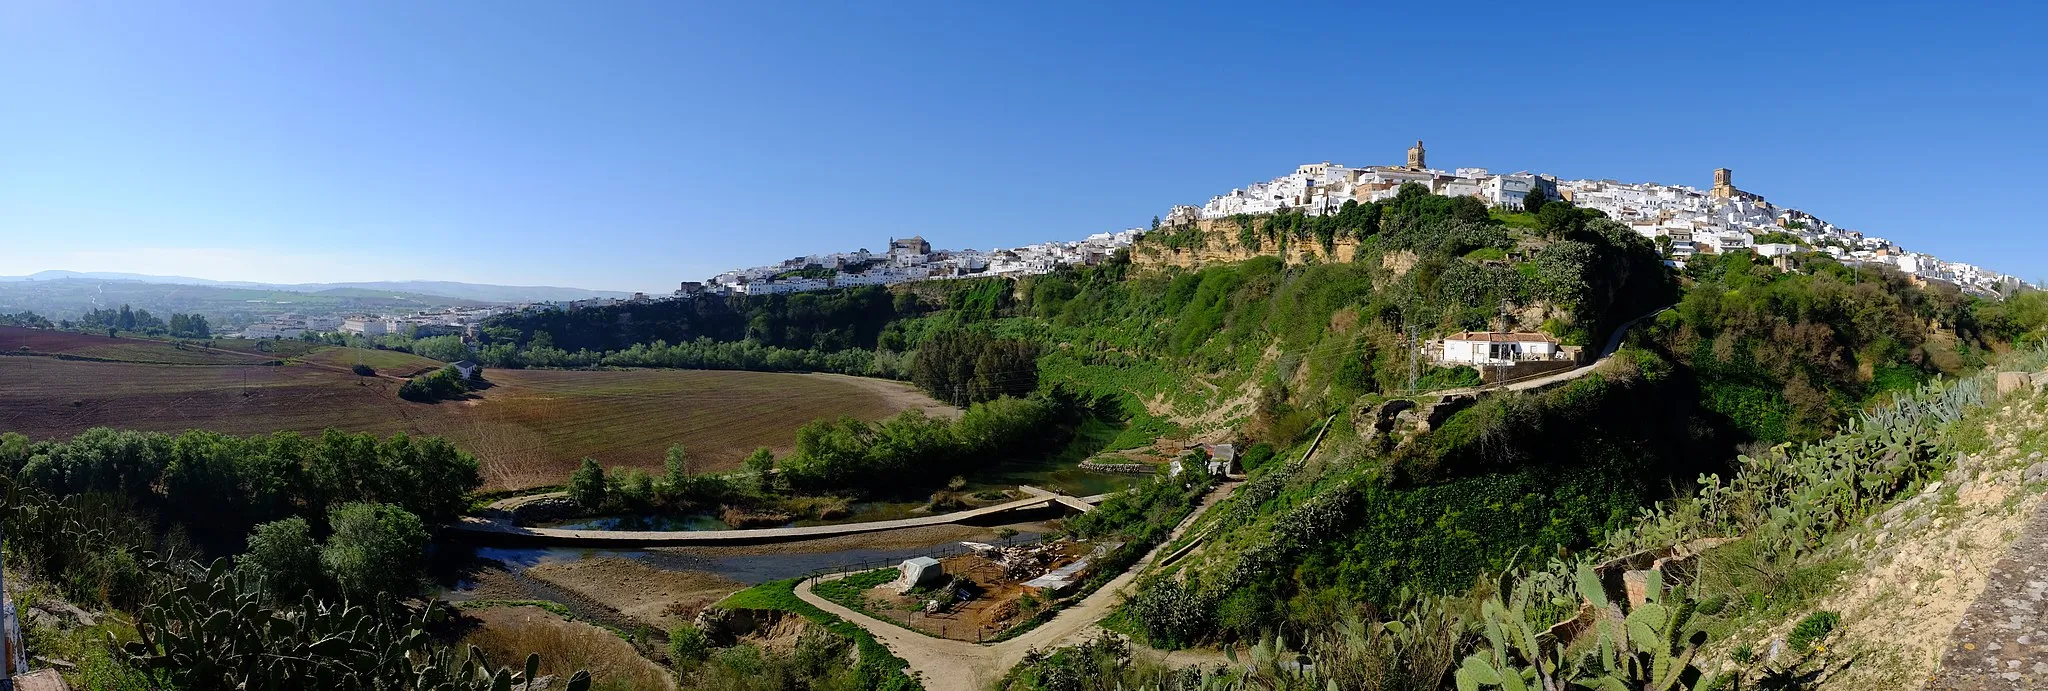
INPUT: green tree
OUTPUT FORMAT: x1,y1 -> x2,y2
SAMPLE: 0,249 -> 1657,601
1522,187 -> 1546,214
568,457 -> 608,508
320,502 -> 428,602
237,517 -> 323,601
664,444 -> 691,486
745,446 -> 774,490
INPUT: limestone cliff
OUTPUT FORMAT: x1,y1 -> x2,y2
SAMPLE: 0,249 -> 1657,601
1130,219 -> 1364,270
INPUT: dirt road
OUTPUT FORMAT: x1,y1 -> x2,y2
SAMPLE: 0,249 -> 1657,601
794,480 -> 1243,691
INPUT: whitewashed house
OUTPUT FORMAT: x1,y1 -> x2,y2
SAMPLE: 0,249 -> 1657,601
1437,332 -> 1561,367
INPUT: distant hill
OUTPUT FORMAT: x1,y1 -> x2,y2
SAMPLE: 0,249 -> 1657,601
0,271 -> 632,303
0,277 -> 490,322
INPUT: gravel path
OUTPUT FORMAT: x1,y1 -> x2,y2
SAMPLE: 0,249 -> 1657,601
1928,501 -> 2048,690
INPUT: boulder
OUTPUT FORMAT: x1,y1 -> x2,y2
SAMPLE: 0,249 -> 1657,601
1997,371 -> 2030,395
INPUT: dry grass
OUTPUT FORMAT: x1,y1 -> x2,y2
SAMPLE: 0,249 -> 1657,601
525,557 -> 746,631
460,605 -> 675,691
0,328 -> 952,491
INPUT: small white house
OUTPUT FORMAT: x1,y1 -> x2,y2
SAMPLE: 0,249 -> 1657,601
452,360 -> 481,379
1754,243 -> 1800,258
1437,332 -> 1560,367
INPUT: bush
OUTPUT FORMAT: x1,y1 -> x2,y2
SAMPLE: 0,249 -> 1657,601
320,502 -> 428,601
398,366 -> 468,402
567,458 -> 608,509
350,364 -> 376,376
1788,610 -> 1840,652
668,623 -> 709,664
238,517 -> 323,601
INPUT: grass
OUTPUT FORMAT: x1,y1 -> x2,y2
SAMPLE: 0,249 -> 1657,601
457,599 -> 576,618
0,328 -> 952,492
301,346 -> 444,376
716,578 -> 923,690
810,568 -> 900,618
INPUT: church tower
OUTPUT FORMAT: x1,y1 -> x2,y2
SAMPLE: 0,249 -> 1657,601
1406,140 -> 1427,169
1711,168 -> 1735,198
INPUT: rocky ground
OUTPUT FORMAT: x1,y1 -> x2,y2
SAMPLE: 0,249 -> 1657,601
1769,379 -> 2048,689
527,557 -> 747,632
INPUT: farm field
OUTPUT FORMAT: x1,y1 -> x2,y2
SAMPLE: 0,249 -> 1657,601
0,326 -> 270,365
0,327 -> 954,491
298,346 -> 443,376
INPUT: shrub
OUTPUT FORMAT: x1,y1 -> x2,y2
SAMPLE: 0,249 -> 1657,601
668,623 -> 709,664
237,517 -> 323,601
1787,610 -> 1840,652
320,502 -> 428,601
567,458 -> 608,509
350,364 -> 376,376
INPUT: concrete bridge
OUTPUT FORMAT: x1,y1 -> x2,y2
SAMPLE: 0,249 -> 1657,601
449,488 -> 1110,547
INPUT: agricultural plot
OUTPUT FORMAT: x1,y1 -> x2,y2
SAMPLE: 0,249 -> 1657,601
299,347 -> 443,376
0,326 -> 267,365
0,329 -> 953,491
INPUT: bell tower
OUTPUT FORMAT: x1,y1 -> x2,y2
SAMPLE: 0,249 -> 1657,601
1711,168 -> 1735,198
1406,140 -> 1426,169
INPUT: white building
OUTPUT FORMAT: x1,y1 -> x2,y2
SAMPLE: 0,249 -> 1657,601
1437,332 -> 1561,367
340,318 -> 387,337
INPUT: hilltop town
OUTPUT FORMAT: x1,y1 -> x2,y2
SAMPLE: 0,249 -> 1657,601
682,141 -> 2021,300
1172,141 -> 2019,293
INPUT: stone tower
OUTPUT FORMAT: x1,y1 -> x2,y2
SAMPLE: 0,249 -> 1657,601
1407,140 -> 1427,169
1711,168 -> 1735,198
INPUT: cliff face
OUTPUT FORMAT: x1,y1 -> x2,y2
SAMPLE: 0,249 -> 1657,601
1131,219 -> 1364,270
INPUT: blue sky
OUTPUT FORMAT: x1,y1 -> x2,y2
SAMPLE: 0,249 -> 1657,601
2,2 -> 2041,291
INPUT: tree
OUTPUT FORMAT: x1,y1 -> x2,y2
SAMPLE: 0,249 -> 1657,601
118,304 -> 136,331
238,517 -> 323,601
320,503 -> 428,602
664,444 -> 691,486
568,458 -> 608,508
743,447 -> 776,492
910,327 -> 1040,406
1522,188 -> 1546,214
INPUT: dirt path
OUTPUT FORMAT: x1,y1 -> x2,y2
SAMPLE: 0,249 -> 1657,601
1926,500 -> 2048,690
794,480 -> 1243,691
